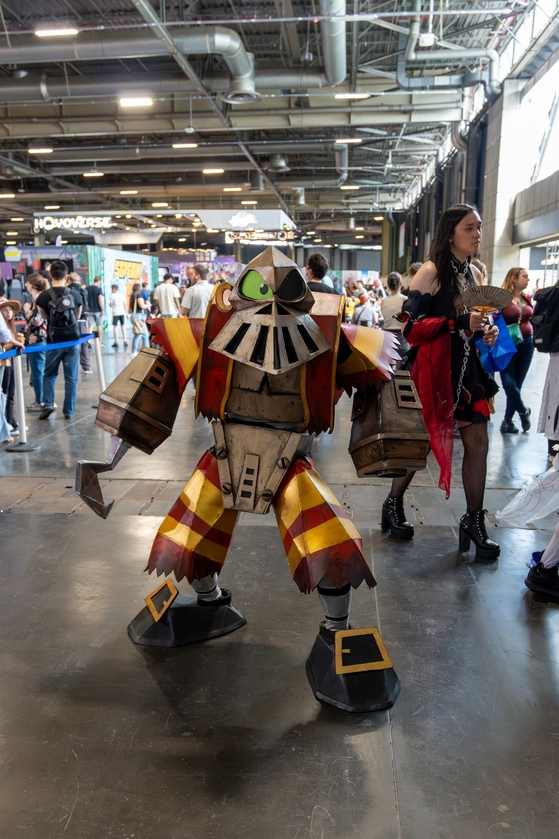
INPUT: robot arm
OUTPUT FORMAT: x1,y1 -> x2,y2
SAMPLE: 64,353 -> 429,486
76,341 -> 192,517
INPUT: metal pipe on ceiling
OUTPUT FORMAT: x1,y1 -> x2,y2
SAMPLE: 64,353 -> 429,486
405,0 -> 421,62
320,0 -> 347,86
0,70 -> 328,103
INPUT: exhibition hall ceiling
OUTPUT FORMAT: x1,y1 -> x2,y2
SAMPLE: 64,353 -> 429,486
0,0 -> 556,246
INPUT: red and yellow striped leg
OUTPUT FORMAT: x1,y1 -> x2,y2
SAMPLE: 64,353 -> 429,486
144,449 -> 239,583
273,456 -> 376,593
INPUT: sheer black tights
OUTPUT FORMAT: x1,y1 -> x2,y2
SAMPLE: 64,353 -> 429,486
389,421 -> 489,512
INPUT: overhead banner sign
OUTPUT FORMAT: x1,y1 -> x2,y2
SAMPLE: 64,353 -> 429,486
197,209 -> 295,231
34,215 -> 114,233
225,230 -> 295,244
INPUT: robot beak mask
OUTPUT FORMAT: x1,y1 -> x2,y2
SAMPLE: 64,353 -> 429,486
209,247 -> 331,375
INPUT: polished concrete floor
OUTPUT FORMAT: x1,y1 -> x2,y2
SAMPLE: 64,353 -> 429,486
0,342 -> 558,838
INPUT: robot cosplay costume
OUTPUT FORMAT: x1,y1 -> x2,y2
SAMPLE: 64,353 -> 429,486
76,247 -> 401,712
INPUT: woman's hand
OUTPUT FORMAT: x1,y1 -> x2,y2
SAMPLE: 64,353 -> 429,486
482,324 -> 499,346
469,311 -> 486,331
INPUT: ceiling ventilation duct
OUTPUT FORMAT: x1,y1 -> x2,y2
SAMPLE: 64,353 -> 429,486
266,154 -> 291,173
221,53 -> 261,103
292,188 -> 307,206
250,170 -> 264,191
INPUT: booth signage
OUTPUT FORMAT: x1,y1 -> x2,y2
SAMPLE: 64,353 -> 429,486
225,230 -> 295,243
34,215 -> 114,233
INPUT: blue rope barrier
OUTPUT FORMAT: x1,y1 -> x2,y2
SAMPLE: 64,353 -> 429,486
0,332 -> 96,361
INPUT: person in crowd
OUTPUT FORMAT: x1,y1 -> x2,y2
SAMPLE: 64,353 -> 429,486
525,514 -> 559,598
109,282 -> 128,348
67,272 -> 92,374
36,260 -> 82,420
499,267 -> 534,434
380,272 -> 410,364
86,276 -> 105,345
22,273 -> 49,410
154,272 -> 181,318
139,282 -> 151,308
536,281 -> 559,462
352,292 -> 376,327
471,257 -> 488,285
383,204 -> 500,563
0,306 -> 24,444
129,283 -> 149,356
0,297 -> 22,435
305,253 -> 338,294
180,263 -> 213,318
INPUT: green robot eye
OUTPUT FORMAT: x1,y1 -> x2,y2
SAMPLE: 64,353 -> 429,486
240,270 -> 273,300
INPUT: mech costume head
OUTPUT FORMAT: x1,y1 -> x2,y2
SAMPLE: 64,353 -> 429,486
209,246 -> 331,375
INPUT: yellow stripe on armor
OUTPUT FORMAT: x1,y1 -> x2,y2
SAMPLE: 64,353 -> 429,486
284,516 -> 361,576
274,468 -> 341,532
157,518 -> 229,562
160,318 -> 200,383
179,469 -> 224,527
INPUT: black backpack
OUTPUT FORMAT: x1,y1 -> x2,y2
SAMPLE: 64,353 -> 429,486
532,284 -> 559,354
47,288 -> 80,343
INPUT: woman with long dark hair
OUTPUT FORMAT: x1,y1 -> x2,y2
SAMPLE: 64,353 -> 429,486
381,204 -> 501,562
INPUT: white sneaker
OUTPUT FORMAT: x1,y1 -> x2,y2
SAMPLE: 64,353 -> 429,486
27,402 -> 44,412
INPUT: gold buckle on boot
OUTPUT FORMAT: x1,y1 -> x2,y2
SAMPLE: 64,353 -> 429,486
145,579 -> 179,622
334,627 -> 393,675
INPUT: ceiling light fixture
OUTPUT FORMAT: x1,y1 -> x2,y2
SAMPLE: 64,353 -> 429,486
355,235 -> 364,239
156,214 -> 163,218
172,143 -> 198,149
372,245 -> 382,250
334,92 -> 369,100
203,168 -> 224,174
335,138 -> 362,144
314,238 -> 322,243
10,218 -> 24,222
119,97 -> 153,108
206,228 -> 219,233
28,147 -> 53,154
0,193 -> 15,199
83,169 -> 104,177
120,189 -> 138,195
152,202 -> 168,208
340,185 -> 360,190
175,213 -> 183,218
178,237 -> 187,242
5,240 -> 16,245
306,230 -> 316,235
223,187 -> 242,192
373,215 -> 384,221
35,28 -> 78,37
241,200 -> 257,205
6,231 -> 18,236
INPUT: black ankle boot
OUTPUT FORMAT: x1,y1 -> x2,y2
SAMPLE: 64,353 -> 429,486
525,559 -> 559,598
458,509 -> 500,561
381,495 -> 414,539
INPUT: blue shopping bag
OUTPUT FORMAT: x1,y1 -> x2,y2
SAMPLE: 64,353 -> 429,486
475,314 -> 517,373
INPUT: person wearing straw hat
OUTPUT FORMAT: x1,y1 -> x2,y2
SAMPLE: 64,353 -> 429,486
0,302 -> 24,444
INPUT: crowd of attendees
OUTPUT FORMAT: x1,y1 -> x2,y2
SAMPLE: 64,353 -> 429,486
0,241 -> 556,468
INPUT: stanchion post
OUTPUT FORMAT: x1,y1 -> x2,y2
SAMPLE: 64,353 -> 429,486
93,333 -> 106,392
5,352 -> 40,453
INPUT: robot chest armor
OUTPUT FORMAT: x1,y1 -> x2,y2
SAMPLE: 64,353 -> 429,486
224,362 -> 305,427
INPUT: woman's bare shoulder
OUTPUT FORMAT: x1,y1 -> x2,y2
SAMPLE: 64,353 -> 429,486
410,261 -> 439,294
